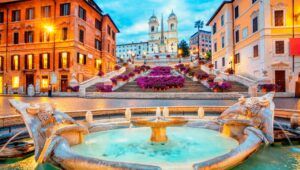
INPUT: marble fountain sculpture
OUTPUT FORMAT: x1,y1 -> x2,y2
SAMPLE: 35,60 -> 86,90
9,93 -> 275,170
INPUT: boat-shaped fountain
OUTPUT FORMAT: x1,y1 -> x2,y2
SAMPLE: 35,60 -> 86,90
9,93 -> 275,169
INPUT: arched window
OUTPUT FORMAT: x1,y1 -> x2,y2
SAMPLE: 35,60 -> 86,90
170,23 -> 175,30
151,26 -> 155,32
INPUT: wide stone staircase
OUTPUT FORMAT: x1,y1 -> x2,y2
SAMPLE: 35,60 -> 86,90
115,78 -> 211,92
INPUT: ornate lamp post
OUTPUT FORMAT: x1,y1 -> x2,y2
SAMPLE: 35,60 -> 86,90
178,49 -> 183,63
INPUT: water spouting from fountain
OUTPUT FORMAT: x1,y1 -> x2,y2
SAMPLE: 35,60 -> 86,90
274,120 -> 300,153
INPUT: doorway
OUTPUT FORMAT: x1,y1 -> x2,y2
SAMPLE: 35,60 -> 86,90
26,74 -> 34,94
0,76 -> 2,94
275,70 -> 286,92
295,73 -> 300,98
60,75 -> 68,92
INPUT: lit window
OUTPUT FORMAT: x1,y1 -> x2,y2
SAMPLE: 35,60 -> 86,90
77,53 -> 86,65
0,76 -> 2,94
13,55 -> 19,70
95,59 -> 102,69
41,76 -> 49,89
61,52 -> 68,68
12,76 -> 19,89
43,54 -> 48,69
26,54 -> 33,70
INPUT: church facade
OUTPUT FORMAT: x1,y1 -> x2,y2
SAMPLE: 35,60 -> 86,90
148,11 -> 179,58
117,11 -> 179,60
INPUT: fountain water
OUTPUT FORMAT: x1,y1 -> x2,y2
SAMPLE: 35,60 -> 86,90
274,120 -> 300,153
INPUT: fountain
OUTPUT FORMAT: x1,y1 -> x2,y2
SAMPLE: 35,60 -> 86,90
8,93 -> 277,169
131,107 -> 188,143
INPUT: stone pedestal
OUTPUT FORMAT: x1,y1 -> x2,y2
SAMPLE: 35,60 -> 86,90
151,127 -> 168,143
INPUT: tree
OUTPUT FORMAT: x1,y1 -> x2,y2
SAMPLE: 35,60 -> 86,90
206,51 -> 212,61
178,40 -> 190,57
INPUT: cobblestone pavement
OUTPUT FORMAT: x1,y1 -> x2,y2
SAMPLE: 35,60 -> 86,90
0,96 -> 299,116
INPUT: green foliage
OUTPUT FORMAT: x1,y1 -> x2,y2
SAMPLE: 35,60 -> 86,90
178,40 -> 190,58
205,51 -> 212,60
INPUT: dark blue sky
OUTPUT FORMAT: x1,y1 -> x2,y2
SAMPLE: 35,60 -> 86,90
96,0 -> 223,44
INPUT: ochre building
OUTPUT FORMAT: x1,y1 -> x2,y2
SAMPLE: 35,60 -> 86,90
0,0 -> 119,94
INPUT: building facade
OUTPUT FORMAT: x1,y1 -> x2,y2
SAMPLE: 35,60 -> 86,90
116,42 -> 148,60
189,30 -> 212,58
207,0 -> 300,94
0,0 -> 119,94
148,11 -> 179,58
116,11 -> 179,61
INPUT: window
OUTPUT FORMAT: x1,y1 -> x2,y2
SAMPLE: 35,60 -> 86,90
215,61 -> 218,69
252,16 -> 258,33
252,0 -> 257,4
12,76 -> 20,89
12,10 -> 20,22
95,39 -> 101,50
171,23 -> 175,30
62,27 -> 68,40
151,26 -> 155,32
41,6 -> 51,18
25,54 -> 34,70
274,10 -> 284,27
41,76 -> 49,89
234,6 -> 239,19
11,55 -> 20,71
25,31 -> 34,43
0,33 -> 2,45
235,30 -> 240,43
13,32 -> 19,44
242,27 -> 248,39
59,52 -> 69,69
275,41 -> 284,54
214,42 -> 217,52
253,45 -> 259,58
108,43 -> 110,53
40,53 -> 50,69
78,6 -> 86,20
0,56 -> 3,71
60,3 -> 70,16
40,31 -> 50,42
0,12 -> 4,23
221,36 -> 225,48
213,23 -> 217,34
79,30 -> 84,43
107,25 -> 111,35
112,32 -> 116,41
222,57 -> 225,67
95,59 -> 102,69
221,15 -> 224,26
26,8 -> 35,20
77,53 -> 86,65
234,53 -> 240,64
95,19 -> 101,30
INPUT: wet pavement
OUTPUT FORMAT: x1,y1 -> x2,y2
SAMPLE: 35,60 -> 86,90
0,96 -> 299,116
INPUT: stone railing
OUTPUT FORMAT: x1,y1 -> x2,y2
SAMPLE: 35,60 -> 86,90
79,67 -> 126,97
219,72 -> 257,87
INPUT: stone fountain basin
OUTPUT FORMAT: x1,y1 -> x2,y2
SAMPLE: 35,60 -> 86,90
9,99 -> 266,170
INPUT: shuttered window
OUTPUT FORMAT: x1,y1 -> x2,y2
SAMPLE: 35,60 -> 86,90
59,52 -> 70,69
274,10 -> 284,26
275,41 -> 284,54
11,55 -> 20,71
78,6 -> 86,20
39,53 -> 50,69
77,53 -> 86,65
60,3 -> 70,16
25,54 -> 34,70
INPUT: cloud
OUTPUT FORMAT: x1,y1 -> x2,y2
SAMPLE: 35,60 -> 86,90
96,0 -> 223,44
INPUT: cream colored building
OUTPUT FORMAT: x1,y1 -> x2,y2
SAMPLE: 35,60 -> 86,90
207,0 -> 300,94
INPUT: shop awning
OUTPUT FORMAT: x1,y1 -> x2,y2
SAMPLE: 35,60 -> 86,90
290,38 -> 300,56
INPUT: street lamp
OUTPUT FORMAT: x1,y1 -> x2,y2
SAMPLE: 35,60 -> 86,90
178,49 -> 183,63
143,51 -> 147,65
